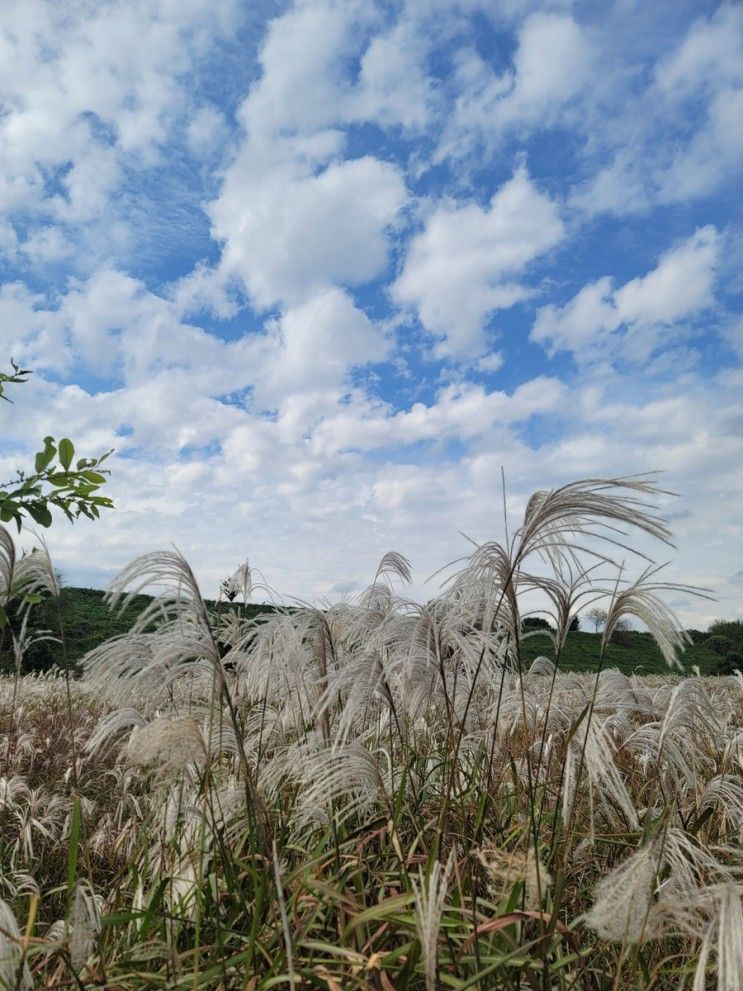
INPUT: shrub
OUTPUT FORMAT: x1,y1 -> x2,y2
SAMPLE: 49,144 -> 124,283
708,619 -> 743,643
705,634 -> 734,657
522,616 -> 552,631
714,651 -> 743,676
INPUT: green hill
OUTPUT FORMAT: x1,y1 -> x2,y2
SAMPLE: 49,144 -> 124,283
518,627 -> 724,676
0,586 -> 278,674
0,586 -> 733,677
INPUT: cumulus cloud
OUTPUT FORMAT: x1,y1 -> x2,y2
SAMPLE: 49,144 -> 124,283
437,12 -> 595,161
0,0 -> 239,226
393,169 -> 564,357
531,227 -> 720,359
211,156 -> 407,309
251,288 -> 390,409
308,376 -> 567,456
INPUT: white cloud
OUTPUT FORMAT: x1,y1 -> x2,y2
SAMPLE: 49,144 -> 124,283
437,12 -> 594,161
352,17 -> 438,130
572,4 -> 743,215
393,168 -> 564,356
0,0 -> 238,231
186,104 -> 229,157
190,0 -> 413,313
21,227 -> 75,264
531,227 -> 720,358
251,288 -> 390,409
308,375 -> 566,456
654,3 -> 743,97
499,12 -> 594,124
238,0 -> 433,139
0,219 -> 18,257
239,0 -> 367,139
614,227 -> 718,325
212,155 -> 407,309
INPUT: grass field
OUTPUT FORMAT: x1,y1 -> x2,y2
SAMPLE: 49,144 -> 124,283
1,477 -> 742,990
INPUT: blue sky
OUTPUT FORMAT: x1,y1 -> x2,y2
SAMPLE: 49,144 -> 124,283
2,0 -> 742,626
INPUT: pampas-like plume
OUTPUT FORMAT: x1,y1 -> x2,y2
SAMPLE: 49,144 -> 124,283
294,740 -> 389,828
517,475 -> 674,564
69,880 -> 101,971
361,551 -> 413,612
477,845 -> 552,909
585,840 -> 661,944
224,561 -> 252,604
84,551 -> 230,708
124,716 -> 204,778
601,564 -> 708,669
0,525 -> 16,606
0,897 -> 32,991
13,539 -> 60,601
692,885 -> 743,991
412,854 -> 453,991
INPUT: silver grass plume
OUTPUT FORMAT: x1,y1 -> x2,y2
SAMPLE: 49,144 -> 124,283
585,839 -> 662,944
14,539 -> 61,604
0,525 -> 16,607
224,560 -> 252,604
516,476 -> 674,565
124,716 -> 204,778
360,551 -> 413,612
84,550 -> 224,701
412,853 -> 454,991
693,884 -> 743,991
0,897 -> 32,991
601,564 -> 708,669
69,880 -> 101,971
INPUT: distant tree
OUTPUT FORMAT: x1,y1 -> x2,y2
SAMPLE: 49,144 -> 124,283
0,359 -> 114,532
522,616 -> 552,632
586,606 -> 608,633
568,615 -> 580,632
611,618 -> 633,647
707,620 -> 743,646
705,635 -> 734,657
714,650 -> 742,676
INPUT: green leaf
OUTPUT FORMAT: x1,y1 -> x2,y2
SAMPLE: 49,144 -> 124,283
24,592 -> 42,605
34,439 -> 57,474
48,473 -> 71,487
58,437 -> 74,470
81,471 -> 106,485
25,502 -> 53,527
